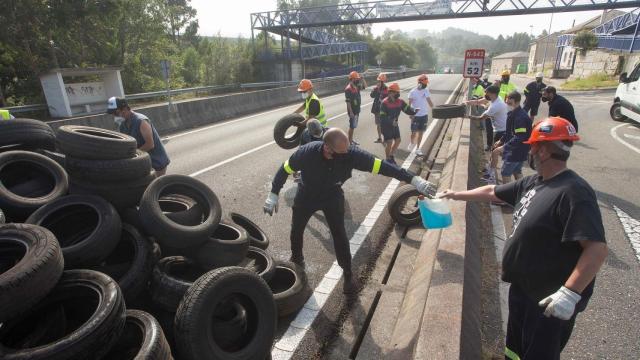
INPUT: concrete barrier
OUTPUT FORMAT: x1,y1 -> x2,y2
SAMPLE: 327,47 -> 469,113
46,70 -> 424,136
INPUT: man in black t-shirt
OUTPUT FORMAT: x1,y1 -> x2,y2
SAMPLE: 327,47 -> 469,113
345,71 -> 366,145
441,117 -> 607,360
542,86 -> 578,131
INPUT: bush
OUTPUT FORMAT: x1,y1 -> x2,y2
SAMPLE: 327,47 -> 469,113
573,31 -> 599,55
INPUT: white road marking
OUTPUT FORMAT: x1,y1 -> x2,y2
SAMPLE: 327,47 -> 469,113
271,78 -> 464,359
623,133 -> 640,141
613,206 -> 640,263
490,204 -> 510,334
611,123 -> 640,155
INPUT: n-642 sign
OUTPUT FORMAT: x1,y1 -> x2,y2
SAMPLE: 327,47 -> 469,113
463,49 -> 485,78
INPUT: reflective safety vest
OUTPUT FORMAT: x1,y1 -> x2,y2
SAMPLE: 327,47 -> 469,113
305,93 -> 327,125
499,82 -> 517,100
0,109 -> 11,120
472,84 -> 485,99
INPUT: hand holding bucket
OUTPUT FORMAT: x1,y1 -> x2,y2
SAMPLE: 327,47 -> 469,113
418,195 -> 452,229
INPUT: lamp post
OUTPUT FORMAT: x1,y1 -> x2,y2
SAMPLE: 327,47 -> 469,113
541,0 -> 555,72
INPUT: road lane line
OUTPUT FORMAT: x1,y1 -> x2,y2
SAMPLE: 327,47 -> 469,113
611,123 -> 640,155
623,133 -> 640,140
613,205 -> 640,263
271,78 -> 464,359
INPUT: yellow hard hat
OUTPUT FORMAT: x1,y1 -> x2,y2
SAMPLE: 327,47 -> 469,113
501,69 -> 511,76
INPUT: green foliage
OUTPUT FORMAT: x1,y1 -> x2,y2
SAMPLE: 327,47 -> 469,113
182,47 -> 201,86
573,31 -> 599,55
561,73 -> 617,90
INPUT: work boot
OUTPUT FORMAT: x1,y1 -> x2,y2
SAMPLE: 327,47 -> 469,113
342,271 -> 361,295
289,255 -> 306,269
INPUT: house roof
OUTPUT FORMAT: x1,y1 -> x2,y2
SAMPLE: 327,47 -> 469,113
493,51 -> 529,59
562,9 -> 626,34
529,32 -> 561,46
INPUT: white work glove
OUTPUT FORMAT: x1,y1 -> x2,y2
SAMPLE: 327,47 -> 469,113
538,286 -> 581,320
263,193 -> 279,216
411,176 -> 437,198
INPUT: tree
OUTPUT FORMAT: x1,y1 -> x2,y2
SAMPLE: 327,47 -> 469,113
182,47 -> 201,86
573,31 -> 599,55
414,39 -> 438,70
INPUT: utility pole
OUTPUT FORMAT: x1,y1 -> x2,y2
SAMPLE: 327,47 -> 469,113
541,0 -> 555,72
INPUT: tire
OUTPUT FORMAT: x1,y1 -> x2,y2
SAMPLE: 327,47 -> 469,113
388,184 -> 422,226
70,172 -> 155,210
273,113 -> 305,149
267,261 -> 311,318
0,269 -> 126,360
210,300 -> 248,350
0,151 -> 69,221
90,224 -> 155,304
25,194 -> 122,268
37,149 -> 66,168
120,194 -> 204,235
0,224 -> 64,323
102,310 -> 173,360
0,208 -> 5,224
0,118 -> 56,151
238,246 -> 276,282
191,221 -> 249,269
229,212 -> 269,250
139,175 -> 221,249
174,267 -> 277,360
65,150 -> 152,182
150,256 -> 206,312
56,125 -> 137,160
432,104 -> 466,119
610,102 -> 628,122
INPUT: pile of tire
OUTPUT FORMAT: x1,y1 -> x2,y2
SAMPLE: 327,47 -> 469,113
0,120 -> 298,359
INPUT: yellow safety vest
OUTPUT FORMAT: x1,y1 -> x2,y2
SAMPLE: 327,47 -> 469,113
305,93 -> 327,125
0,109 -> 11,120
499,82 -> 516,100
472,84 -> 485,98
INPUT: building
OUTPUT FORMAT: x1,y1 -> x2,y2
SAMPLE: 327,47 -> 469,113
528,32 -> 560,73
490,52 -> 529,75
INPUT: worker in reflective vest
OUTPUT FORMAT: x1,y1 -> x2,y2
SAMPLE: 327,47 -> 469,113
499,69 -> 517,100
0,109 -> 13,120
294,79 -> 327,127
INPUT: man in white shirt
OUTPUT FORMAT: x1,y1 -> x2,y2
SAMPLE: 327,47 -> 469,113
407,74 -> 434,156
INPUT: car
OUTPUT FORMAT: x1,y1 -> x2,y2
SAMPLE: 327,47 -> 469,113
611,62 -> 640,124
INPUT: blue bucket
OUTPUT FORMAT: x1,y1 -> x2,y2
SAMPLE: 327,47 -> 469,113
418,198 -> 452,229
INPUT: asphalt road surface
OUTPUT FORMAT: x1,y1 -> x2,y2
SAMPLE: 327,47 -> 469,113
160,74 -> 462,339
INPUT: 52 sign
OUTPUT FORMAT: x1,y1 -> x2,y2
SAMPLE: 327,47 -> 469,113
463,49 -> 485,78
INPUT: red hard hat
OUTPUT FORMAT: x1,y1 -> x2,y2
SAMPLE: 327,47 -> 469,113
388,83 -> 400,92
377,73 -> 387,82
524,117 -> 580,144
349,71 -> 361,80
298,79 -> 313,92
418,74 -> 429,85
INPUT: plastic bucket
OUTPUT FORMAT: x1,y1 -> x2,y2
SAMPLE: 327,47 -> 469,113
418,198 -> 452,229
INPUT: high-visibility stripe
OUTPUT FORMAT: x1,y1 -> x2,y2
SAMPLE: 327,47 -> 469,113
505,347 -> 521,360
380,111 -> 386,116
283,160 -> 294,175
514,127 -> 527,133
372,158 -> 382,174
0,110 -> 10,120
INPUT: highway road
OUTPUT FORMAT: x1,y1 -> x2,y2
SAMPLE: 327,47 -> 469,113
160,74 -> 462,344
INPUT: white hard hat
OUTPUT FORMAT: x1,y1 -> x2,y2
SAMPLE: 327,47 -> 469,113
535,72 -> 544,78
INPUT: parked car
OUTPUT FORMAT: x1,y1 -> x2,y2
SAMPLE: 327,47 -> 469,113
611,62 -> 640,124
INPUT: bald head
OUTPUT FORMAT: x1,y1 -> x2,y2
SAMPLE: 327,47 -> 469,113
323,128 -> 349,152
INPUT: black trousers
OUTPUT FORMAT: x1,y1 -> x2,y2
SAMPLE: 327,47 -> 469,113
505,285 -> 578,360
290,194 -> 351,271
485,119 -> 494,148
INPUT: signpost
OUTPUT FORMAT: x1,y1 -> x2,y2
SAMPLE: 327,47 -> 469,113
160,60 -> 172,107
463,49 -> 485,78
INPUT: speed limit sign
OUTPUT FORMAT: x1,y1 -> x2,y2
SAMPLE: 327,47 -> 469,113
463,49 -> 485,78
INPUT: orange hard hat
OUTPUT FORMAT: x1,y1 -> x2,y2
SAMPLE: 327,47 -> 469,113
349,71 -> 361,80
377,73 -> 387,82
388,83 -> 400,92
298,79 -> 313,92
418,74 -> 429,85
524,117 -> 579,144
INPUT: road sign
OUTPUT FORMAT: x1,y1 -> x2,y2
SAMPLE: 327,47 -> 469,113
463,49 -> 485,78
160,60 -> 170,81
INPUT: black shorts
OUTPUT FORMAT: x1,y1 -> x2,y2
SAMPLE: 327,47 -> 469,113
381,122 -> 400,142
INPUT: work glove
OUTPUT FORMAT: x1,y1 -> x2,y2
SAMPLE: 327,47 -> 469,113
411,176 -> 437,198
538,286 -> 581,320
263,192 -> 279,216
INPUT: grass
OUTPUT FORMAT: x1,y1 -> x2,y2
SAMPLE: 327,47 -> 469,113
561,73 -> 619,90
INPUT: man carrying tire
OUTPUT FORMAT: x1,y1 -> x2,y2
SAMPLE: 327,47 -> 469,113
380,83 -> 419,163
294,79 -> 326,128
440,117 -> 607,360
370,73 -> 389,143
107,97 -> 170,176
263,128 -> 436,295
408,74 -> 435,156
345,71 -> 367,145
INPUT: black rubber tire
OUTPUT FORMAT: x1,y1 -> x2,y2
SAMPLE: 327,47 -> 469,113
90,224 -> 155,304
0,150 -> 69,221
120,194 -> 204,237
388,184 -> 422,226
191,221 -> 249,269
25,194 -> 122,268
174,267 -> 277,360
66,150 -> 152,182
139,175 -> 221,249
210,300 -> 248,350
37,149 -> 66,168
432,104 -> 466,119
102,309 -> 173,360
69,172 -> 155,210
610,102 -> 628,122
238,246 -> 276,282
273,113 -> 305,149
150,256 -> 207,312
0,269 -> 126,360
229,212 -> 269,250
56,125 -> 137,160
0,118 -> 56,151
0,224 -> 64,323
267,261 -> 312,318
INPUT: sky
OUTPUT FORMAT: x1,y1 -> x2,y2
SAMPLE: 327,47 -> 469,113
191,0 -> 616,40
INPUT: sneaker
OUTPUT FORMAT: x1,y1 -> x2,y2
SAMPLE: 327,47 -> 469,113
415,149 -> 424,156
374,138 -> 382,143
